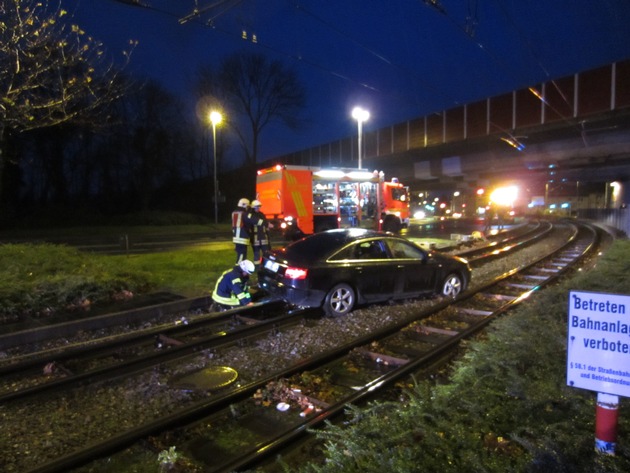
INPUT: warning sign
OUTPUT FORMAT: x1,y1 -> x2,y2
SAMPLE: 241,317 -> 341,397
567,290 -> 630,398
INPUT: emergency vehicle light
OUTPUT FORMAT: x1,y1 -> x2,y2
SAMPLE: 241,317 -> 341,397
257,164 -> 285,175
314,170 -> 344,178
347,171 -> 375,180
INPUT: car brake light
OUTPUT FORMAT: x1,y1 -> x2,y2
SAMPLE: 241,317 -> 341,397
285,267 -> 308,280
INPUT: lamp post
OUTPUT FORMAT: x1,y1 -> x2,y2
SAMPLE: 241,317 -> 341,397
209,111 -> 223,224
352,106 -> 369,169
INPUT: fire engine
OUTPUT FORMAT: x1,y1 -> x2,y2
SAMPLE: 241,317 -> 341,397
255,164 -> 409,237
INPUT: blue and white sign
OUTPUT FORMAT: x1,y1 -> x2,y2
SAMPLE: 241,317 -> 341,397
567,290 -> 630,398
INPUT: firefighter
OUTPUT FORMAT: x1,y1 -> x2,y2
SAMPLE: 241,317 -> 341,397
211,260 -> 255,311
232,197 -> 251,263
246,200 -> 271,270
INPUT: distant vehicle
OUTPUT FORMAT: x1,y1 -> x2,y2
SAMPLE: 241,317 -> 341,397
256,164 -> 410,238
258,228 -> 471,317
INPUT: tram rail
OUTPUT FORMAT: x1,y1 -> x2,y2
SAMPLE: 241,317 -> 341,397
0,221 -> 545,402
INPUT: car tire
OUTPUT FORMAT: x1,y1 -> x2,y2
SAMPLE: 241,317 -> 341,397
441,273 -> 463,298
323,283 -> 355,317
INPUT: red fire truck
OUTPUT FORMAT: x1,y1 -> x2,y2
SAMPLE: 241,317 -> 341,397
255,164 -> 409,237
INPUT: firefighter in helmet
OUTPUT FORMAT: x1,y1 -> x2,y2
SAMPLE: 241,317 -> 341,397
246,199 -> 271,270
232,197 -> 251,263
211,259 -> 255,311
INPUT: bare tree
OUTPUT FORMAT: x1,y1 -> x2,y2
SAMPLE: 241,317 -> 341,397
119,80 -> 189,211
197,52 -> 306,167
0,0 -> 133,202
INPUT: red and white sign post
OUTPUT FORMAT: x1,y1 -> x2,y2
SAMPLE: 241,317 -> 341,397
567,290 -> 629,455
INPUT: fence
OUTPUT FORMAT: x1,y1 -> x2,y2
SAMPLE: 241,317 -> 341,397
577,209 -> 630,238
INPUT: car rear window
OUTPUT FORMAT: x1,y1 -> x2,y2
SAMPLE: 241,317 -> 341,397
283,231 -> 364,262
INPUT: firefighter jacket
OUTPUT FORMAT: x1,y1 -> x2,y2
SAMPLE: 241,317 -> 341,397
211,267 -> 252,307
232,207 -> 251,245
246,209 -> 270,247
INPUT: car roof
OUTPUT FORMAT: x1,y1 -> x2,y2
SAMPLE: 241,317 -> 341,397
281,228 -> 390,262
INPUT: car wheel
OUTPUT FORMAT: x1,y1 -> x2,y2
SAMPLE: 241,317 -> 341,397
323,283 -> 355,317
441,273 -> 463,298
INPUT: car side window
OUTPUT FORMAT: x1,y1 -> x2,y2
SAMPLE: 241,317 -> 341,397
387,239 -> 425,259
352,240 -> 389,259
330,240 -> 389,261
329,245 -> 354,261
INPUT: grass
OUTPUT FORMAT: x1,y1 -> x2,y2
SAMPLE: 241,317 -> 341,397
108,243 -> 237,297
0,236 -> 238,320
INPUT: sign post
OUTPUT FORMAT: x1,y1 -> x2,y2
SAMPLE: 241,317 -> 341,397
567,290 -> 629,455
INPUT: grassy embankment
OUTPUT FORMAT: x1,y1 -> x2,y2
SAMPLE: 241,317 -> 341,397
0,224 -> 234,320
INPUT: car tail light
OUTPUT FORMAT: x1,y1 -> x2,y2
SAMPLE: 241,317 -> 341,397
285,267 -> 308,280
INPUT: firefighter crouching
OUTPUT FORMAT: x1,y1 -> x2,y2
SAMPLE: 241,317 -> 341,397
211,260 -> 255,312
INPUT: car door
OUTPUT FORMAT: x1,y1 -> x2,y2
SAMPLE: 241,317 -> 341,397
384,238 -> 438,297
330,239 -> 396,302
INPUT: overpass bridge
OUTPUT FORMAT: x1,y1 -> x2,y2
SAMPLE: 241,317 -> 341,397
266,59 -> 630,233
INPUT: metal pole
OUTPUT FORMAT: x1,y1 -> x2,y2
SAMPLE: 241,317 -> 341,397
357,119 -> 363,170
212,123 -> 218,224
595,392 -> 619,455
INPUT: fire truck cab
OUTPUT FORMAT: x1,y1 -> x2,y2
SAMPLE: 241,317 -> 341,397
255,164 -> 409,237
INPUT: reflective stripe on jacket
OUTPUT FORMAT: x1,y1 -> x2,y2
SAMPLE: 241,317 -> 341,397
211,267 -> 252,306
232,208 -> 251,245
246,209 -> 270,247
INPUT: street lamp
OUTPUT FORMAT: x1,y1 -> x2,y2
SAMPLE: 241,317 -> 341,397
352,106 -> 369,169
209,110 -> 223,224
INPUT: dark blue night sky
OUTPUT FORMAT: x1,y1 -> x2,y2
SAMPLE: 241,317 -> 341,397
66,1 -> 630,162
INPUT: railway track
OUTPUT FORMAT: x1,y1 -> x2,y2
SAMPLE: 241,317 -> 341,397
0,220 -> 606,473
0,221 -> 544,401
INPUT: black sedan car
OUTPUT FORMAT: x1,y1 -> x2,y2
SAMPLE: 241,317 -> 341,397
258,228 -> 471,317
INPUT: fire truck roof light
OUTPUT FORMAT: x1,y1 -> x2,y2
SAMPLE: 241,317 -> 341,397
391,177 -> 399,183
314,170 -> 345,178
347,171 -> 375,180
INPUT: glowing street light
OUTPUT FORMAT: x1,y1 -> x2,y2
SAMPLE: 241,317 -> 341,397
489,186 -> 518,207
209,110 -> 223,224
352,106 -> 370,169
